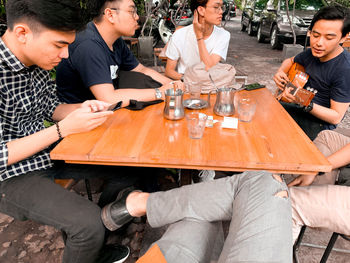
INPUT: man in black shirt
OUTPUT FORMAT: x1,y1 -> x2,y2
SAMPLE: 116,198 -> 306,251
274,6 -> 350,140
56,0 -> 175,107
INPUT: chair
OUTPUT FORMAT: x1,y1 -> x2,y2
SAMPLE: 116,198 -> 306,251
293,176 -> 350,263
293,226 -> 350,263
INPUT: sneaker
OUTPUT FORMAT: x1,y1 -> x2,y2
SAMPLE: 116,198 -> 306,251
95,244 -> 130,263
198,170 -> 215,182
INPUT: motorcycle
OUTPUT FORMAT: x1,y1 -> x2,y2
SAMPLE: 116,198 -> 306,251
139,0 -> 193,47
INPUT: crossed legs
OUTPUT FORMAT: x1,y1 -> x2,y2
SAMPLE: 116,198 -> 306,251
127,171 -> 293,263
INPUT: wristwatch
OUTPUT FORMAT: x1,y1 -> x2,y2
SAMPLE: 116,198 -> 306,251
154,88 -> 162,99
303,101 -> 314,113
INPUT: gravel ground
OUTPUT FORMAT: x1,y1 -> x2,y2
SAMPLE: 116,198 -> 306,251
0,15 -> 349,263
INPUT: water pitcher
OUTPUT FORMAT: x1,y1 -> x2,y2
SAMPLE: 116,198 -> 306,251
208,87 -> 235,116
163,88 -> 185,120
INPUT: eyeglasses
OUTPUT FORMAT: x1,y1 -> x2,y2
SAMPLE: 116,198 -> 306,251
108,7 -> 138,18
207,5 -> 226,13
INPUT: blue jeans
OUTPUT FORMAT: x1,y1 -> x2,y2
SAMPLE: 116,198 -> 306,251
146,171 -> 293,263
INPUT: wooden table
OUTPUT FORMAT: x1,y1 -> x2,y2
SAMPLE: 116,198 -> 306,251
50,88 -> 331,175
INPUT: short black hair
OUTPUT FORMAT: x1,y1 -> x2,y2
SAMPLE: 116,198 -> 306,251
190,0 -> 209,14
90,0 -> 123,23
309,5 -> 350,38
6,0 -> 90,32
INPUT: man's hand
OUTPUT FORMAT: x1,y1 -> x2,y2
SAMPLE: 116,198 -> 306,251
58,104 -> 113,137
193,10 -> 205,40
287,173 -> 317,187
273,70 -> 289,90
159,81 -> 185,95
80,100 -> 111,112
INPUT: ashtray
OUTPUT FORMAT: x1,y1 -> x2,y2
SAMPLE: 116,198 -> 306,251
183,99 -> 208,109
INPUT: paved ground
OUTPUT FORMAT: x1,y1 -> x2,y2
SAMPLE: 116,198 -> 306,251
0,15 -> 350,263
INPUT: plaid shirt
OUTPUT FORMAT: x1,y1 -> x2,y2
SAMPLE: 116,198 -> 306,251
0,38 -> 60,181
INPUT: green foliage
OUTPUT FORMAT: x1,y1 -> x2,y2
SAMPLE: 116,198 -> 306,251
331,0 -> 350,7
281,0 -> 324,10
43,120 -> 54,128
234,0 -> 244,9
0,0 -> 6,24
134,0 -> 146,16
50,68 -> 56,81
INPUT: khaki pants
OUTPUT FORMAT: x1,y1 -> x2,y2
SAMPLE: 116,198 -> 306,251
290,130 -> 350,241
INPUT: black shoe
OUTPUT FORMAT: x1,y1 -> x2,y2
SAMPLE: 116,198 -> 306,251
101,187 -> 140,231
95,244 -> 130,263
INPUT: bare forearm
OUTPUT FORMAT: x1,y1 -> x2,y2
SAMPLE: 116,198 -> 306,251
310,103 -> 347,125
7,101 -> 112,166
278,57 -> 294,73
327,143 -> 350,169
114,89 -> 159,106
52,103 -> 81,121
197,39 -> 217,69
7,125 -> 59,165
136,66 -> 171,84
165,67 -> 182,80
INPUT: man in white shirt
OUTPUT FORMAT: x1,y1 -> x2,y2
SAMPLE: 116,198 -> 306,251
165,0 -> 230,80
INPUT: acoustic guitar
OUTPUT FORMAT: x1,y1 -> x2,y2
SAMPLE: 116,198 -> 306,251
275,63 -> 317,107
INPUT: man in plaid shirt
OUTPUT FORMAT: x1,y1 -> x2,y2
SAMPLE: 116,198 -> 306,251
0,0 -> 132,262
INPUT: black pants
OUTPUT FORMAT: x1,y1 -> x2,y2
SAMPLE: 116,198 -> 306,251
281,102 -> 334,140
0,164 -> 158,262
53,162 -> 153,207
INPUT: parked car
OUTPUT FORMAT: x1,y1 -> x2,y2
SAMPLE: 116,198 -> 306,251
257,0 -> 325,49
223,0 -> 236,20
241,0 -> 268,36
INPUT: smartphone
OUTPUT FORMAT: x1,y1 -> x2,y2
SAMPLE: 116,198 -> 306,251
244,83 -> 266,91
106,101 -> 122,112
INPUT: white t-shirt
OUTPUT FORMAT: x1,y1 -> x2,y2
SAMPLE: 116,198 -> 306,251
165,24 -> 230,74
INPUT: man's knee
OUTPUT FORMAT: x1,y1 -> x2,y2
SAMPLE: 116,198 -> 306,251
67,207 -> 105,246
271,174 -> 289,198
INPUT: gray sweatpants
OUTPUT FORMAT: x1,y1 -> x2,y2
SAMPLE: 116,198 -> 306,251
146,171 -> 292,263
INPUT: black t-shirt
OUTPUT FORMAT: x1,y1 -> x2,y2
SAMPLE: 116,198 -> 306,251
294,48 -> 350,108
56,22 -> 139,103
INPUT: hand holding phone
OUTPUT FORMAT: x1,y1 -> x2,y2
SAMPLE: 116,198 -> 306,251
106,101 -> 123,112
